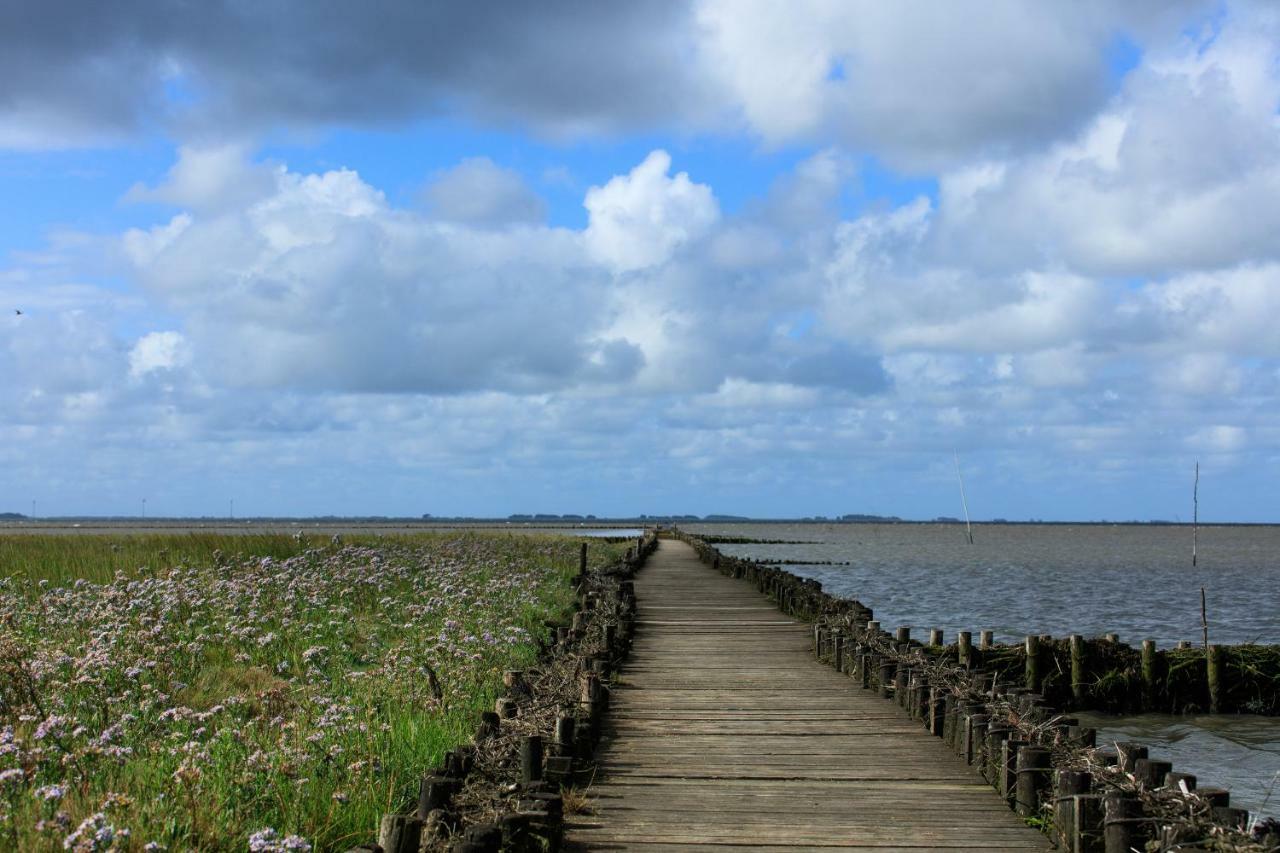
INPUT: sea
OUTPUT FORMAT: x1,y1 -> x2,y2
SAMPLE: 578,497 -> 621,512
684,522 -> 1280,819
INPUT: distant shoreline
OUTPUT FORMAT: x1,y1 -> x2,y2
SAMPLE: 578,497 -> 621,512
1,517 -> 1276,529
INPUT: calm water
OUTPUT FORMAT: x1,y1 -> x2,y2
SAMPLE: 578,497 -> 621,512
685,522 -> 1280,817
685,523 -> 1280,647
1078,712 -> 1280,819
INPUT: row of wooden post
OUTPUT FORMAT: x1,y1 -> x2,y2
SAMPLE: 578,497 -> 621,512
349,533 -> 657,853
814,623 -> 1251,852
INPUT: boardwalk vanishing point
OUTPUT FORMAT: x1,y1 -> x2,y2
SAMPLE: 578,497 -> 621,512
566,539 -> 1049,852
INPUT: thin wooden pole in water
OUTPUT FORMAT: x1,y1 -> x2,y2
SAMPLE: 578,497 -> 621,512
954,451 -> 974,545
1192,461 -> 1199,567
1201,587 -> 1209,652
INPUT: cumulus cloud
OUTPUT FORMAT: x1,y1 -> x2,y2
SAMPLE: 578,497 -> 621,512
695,0 -> 1214,168
5,0 -> 1280,520
422,158 -> 546,227
125,143 -> 278,213
933,15 -> 1280,277
584,150 -> 720,273
129,331 -> 191,378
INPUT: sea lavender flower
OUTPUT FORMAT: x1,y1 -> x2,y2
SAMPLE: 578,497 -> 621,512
34,783 -> 66,801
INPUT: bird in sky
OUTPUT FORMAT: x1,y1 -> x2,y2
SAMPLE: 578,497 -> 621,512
13,309 -> 20,315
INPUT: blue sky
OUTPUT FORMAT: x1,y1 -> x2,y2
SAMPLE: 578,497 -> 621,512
4,0 -> 1280,521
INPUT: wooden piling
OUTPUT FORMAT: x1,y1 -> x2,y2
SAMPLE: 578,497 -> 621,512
554,713 -> 576,756
1103,792 -> 1146,853
980,629 -> 993,649
1015,746 -> 1052,817
379,814 -> 423,853
1000,738 -> 1027,800
1115,742 -> 1148,774
928,686 -> 945,737
417,776 -> 456,819
958,630 -> 973,668
1025,634 -> 1041,693
984,724 -> 1011,785
1141,639 -> 1158,706
1054,770 -> 1091,851
878,660 -> 896,700
1207,644 -> 1223,713
1070,634 -> 1086,705
895,625 -> 910,644
1073,793 -> 1104,853
520,735 -> 543,784
1134,758 -> 1173,790
929,628 -> 944,646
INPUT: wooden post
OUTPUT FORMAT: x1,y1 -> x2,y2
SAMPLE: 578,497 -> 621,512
1073,794 -> 1104,853
980,629 -> 993,649
520,735 -> 543,783
1015,746 -> 1052,817
957,631 -> 972,668
859,653 -> 871,689
966,714 -> 990,767
1115,742 -> 1147,774
928,628 -> 943,646
894,666 -> 909,708
928,687 -> 945,736
463,823 -> 502,852
475,711 -> 500,741
1025,634 -> 1041,693
1000,739 -> 1027,800
554,714 -> 576,756
895,626 -> 910,644
1207,644 -> 1223,713
579,541 -> 587,575
983,722 -> 1003,783
866,619 -> 880,634
1134,758 -> 1172,790
1103,792 -> 1145,853
1070,634 -> 1087,705
1105,632 -> 1119,643
942,695 -> 957,746
417,776 -> 455,819
912,679 -> 929,722
878,660 -> 896,699
495,697 -> 517,719
833,631 -> 844,672
1141,639 -> 1157,707
1067,725 -> 1097,748
379,815 -> 423,853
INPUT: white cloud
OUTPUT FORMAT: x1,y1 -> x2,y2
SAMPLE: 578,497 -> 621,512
932,15 -> 1280,277
694,1 -> 1213,168
584,150 -> 720,273
422,157 -> 546,227
129,331 -> 191,378
125,143 -> 278,213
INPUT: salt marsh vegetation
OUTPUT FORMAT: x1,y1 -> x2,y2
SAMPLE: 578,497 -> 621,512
0,532 -> 623,851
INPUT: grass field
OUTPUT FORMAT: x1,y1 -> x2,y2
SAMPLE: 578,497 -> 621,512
0,532 -> 625,851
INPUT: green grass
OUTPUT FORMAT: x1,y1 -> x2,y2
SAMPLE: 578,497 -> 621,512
0,531 -> 626,851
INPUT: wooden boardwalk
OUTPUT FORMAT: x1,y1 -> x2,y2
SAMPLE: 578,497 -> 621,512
565,539 -> 1049,852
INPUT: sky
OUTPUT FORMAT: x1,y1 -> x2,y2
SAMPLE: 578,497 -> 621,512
2,1 -> 1280,521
